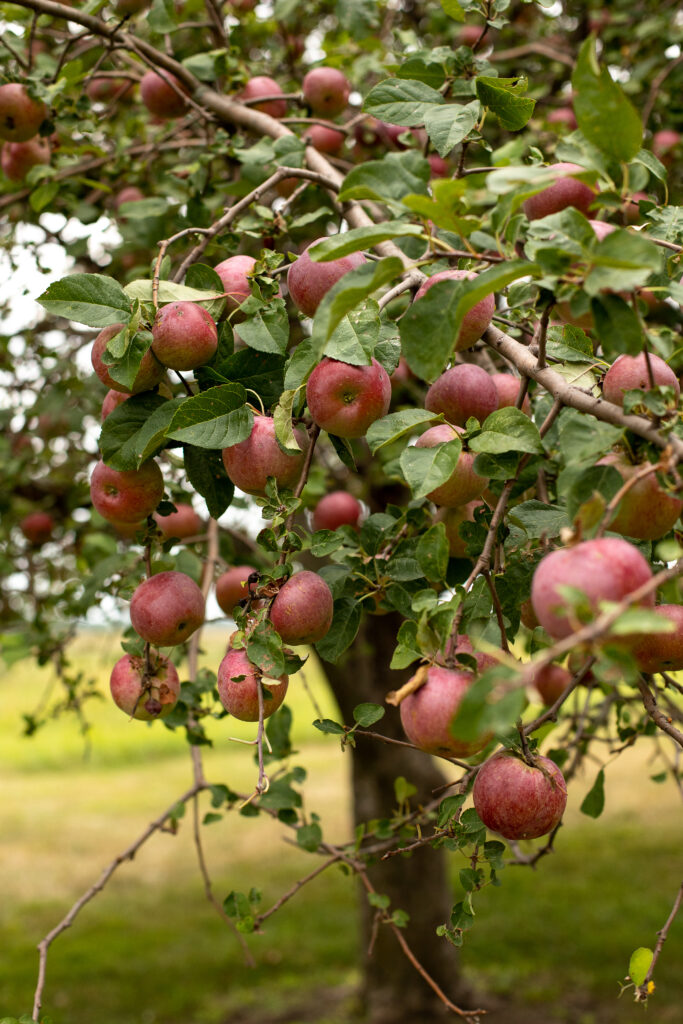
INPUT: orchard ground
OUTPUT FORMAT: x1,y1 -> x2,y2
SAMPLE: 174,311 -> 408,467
2,629 -> 681,1024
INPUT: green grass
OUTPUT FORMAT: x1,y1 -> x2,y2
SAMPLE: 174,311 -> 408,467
1,632 -> 682,1023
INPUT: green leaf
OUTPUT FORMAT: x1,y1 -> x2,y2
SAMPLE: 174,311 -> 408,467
315,598 -> 362,662
246,620 -> 285,679
366,409 -> 437,453
236,298 -> 290,355
607,607 -> 676,637
297,822 -> 323,852
363,78 -> 445,127
400,261 -> 538,381
324,300 -> 380,366
571,38 -> 642,163
475,76 -> 535,131
416,523 -> 449,582
507,501 -> 570,539
30,180 -> 59,213
273,389 -> 303,455
440,0 -> 464,22
353,702 -> 386,727
167,385 -> 252,448
423,101 -> 480,157
580,768 -> 605,818
403,178 -> 477,235
99,394 -> 182,471
628,947 -> 654,988
124,279 -> 223,304
106,330 -> 156,393
38,273 -> 131,328
183,445 -> 234,519
566,464 -> 623,523
313,718 -> 346,735
400,436 -> 462,500
339,152 -> 431,205
394,775 -> 417,803
207,349 -> 285,409
396,57 -> 446,90
584,230 -> 662,295
308,222 -> 424,261
471,407 -> 543,455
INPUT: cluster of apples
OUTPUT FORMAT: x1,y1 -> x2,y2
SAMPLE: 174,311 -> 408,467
0,82 -> 50,182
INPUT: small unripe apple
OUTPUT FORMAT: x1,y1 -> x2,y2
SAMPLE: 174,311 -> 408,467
154,503 -> 203,541
1,137 -> 49,181
101,390 -> 129,420
425,364 -> 499,426
92,324 -> 164,395
90,459 -> 164,523
287,239 -> 367,318
400,665 -> 491,757
473,751 -> 567,840
222,415 -> 306,496
312,491 -> 363,532
602,352 -> 679,408
306,357 -> 391,438
489,373 -> 531,415
152,301 -> 218,371
304,123 -> 346,155
140,70 -> 188,119
522,162 -> 596,221
110,652 -> 180,720
596,451 -> 682,541
0,83 -> 48,142
270,571 -> 334,644
216,566 -> 258,615
531,663 -> 572,705
530,537 -> 655,640
624,604 -> 683,674
302,67 -> 350,116
130,570 -> 205,646
414,270 -> 495,352
20,511 -> 54,545
241,76 -> 286,118
217,646 -> 288,721
414,423 -> 488,507
213,254 -> 256,312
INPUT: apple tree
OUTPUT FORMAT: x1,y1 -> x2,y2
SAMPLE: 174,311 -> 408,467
1,0 -> 682,1021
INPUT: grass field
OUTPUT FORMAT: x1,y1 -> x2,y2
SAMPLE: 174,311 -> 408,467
1,629 -> 682,1024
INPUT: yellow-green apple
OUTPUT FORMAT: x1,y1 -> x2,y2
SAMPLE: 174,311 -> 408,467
473,751 -> 567,839
435,501 -> 484,558
130,570 -> 205,646
306,357 -> 391,438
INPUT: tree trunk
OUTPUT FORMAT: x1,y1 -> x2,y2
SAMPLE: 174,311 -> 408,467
323,614 -> 472,1022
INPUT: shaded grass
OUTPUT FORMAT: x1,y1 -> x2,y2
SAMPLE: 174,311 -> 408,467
1,634 -> 682,1023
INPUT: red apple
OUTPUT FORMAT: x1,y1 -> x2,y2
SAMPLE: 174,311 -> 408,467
652,129 -> 680,160
287,239 -> 367,318
302,67 -> 350,116
439,633 -> 498,673
473,751 -> 567,840
139,71 -> 188,119
217,646 -> 289,722
546,107 -> 577,130
304,124 -> 346,155
425,364 -> 499,426
414,423 -> 488,507
110,652 -> 180,720
152,301 -> 218,371
154,503 -> 203,541
114,186 -> 145,210
0,83 -> 47,142
413,269 -> 495,352
241,76 -> 286,118
596,451 -> 682,541
530,537 -> 655,640
213,254 -> 256,312
602,352 -> 679,408
459,24 -> 482,47
222,415 -> 306,496
399,665 -> 491,757
312,491 -> 363,532
531,663 -> 572,705
20,511 -> 54,545
428,153 -> 450,177
1,137 -> 49,181
306,357 -> 391,438
86,77 -> 131,104
489,373 -> 531,415
130,570 -> 205,646
625,604 -> 683,674
522,162 -> 596,221
101,390 -> 129,420
270,571 -> 334,645
215,566 -> 258,615
90,459 -> 164,523
92,324 -> 164,395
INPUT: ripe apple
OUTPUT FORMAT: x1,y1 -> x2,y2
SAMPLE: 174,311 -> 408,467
304,123 -> 346,155
1,137 -> 49,181
101,390 -> 129,420
0,83 -> 47,142
413,270 -> 495,352
287,239 -> 367,318
217,647 -> 289,722
302,67 -> 350,116
530,537 -> 655,640
154,503 -> 203,541
213,254 -> 256,312
473,751 -> 567,840
139,70 -> 188,119
92,324 -> 164,394
130,570 -> 205,646
531,663 -> 572,705
602,352 -> 679,408
414,423 -> 488,507
151,301 -> 218,371
546,107 -> 577,130
522,162 -> 596,221
652,129 -> 680,161
215,566 -> 258,615
312,491 -> 363,532
623,191 -> 650,225
596,451 -> 682,541
428,153 -> 450,177
114,186 -> 145,210
20,511 -> 54,545
425,364 -> 499,426
90,459 -> 164,523
435,501 -> 485,558
489,372 -> 531,415
306,357 -> 391,438
222,415 -> 306,496
110,652 -> 180,720
624,604 -> 683,674
399,665 -> 491,757
269,571 -> 334,645
86,77 -> 131,104
241,76 -> 286,118
439,633 -> 498,673
459,24 -> 482,46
